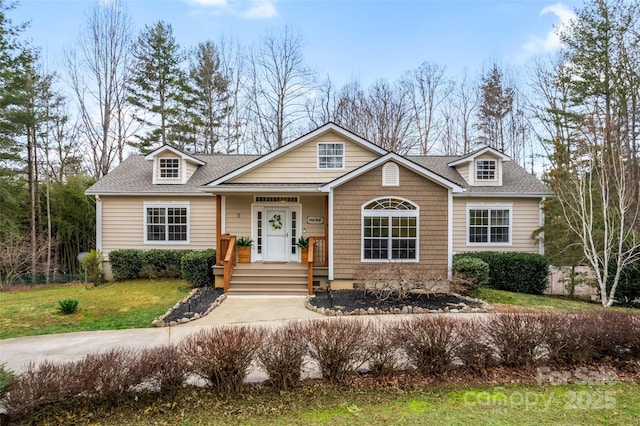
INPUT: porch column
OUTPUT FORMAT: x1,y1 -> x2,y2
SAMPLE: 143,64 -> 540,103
216,194 -> 222,265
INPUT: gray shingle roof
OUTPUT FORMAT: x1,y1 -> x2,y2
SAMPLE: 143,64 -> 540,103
87,152 -> 551,196
408,156 -> 551,195
86,154 -> 259,194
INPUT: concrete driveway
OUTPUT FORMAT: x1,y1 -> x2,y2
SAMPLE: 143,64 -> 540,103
0,296 -> 483,375
0,296 -> 323,374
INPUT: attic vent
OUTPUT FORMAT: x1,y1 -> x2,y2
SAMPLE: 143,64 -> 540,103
382,162 -> 399,187
255,196 -> 299,203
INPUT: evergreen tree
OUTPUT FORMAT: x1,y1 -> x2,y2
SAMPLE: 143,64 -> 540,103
127,21 -> 189,151
476,63 -> 514,152
189,40 -> 230,154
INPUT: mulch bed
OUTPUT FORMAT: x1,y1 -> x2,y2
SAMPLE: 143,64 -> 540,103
162,287 -> 223,323
310,289 -> 483,313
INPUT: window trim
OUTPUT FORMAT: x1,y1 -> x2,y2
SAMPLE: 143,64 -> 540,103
475,159 -> 497,181
159,158 -> 181,179
317,142 -> 345,170
361,196 -> 419,263
143,202 -> 190,244
466,203 -> 512,247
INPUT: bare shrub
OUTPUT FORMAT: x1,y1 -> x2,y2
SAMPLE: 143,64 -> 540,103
3,361 -> 75,420
363,322 -> 404,376
588,312 -> 640,361
139,344 -> 189,392
456,320 -> 498,376
303,319 -> 369,383
485,314 -> 546,368
180,326 -> 264,392
78,348 -> 144,396
393,316 -> 464,376
355,263 -> 444,302
539,313 -> 596,366
256,324 -> 308,390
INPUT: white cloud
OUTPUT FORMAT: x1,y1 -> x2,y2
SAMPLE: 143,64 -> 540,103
189,0 -> 227,6
186,0 -> 276,19
522,3 -> 576,54
241,0 -> 277,19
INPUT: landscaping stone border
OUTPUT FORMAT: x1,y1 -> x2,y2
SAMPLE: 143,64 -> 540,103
305,293 -> 491,316
152,290 -> 226,327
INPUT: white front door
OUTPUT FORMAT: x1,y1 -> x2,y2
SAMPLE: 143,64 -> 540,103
264,208 -> 289,262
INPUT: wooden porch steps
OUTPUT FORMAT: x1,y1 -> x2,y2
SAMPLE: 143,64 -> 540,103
228,263 -> 308,296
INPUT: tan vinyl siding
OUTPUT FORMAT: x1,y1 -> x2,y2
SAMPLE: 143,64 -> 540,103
155,153 -> 183,184
473,153 -> 502,186
101,196 -> 216,259
301,195 -> 326,236
231,131 -> 379,183
452,197 -> 541,253
332,163 -> 449,280
224,195 -> 252,236
185,161 -> 198,181
456,162 -> 470,184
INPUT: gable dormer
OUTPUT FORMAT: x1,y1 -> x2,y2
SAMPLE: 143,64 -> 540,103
448,146 -> 510,187
145,145 -> 205,185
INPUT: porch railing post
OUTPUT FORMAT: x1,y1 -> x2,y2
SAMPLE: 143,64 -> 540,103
307,237 -> 315,295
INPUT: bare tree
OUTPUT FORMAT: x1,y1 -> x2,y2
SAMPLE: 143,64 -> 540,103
401,62 -> 453,154
67,0 -> 135,178
365,79 -> 415,153
217,35 -> 248,154
246,26 -> 316,152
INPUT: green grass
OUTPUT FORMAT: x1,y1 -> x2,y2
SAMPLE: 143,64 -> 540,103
26,382 -> 640,425
478,288 -> 637,313
0,279 -> 189,339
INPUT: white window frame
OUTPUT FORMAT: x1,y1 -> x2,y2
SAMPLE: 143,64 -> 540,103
143,201 -> 190,244
317,142 -> 345,170
466,203 -> 512,247
159,158 -> 180,179
361,197 -> 419,263
475,159 -> 497,181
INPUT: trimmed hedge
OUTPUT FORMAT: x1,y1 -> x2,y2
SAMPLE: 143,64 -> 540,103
181,249 -> 216,287
609,256 -> 640,307
454,252 -> 549,294
140,249 -> 191,279
452,256 -> 489,296
108,249 -> 215,284
109,249 -> 142,281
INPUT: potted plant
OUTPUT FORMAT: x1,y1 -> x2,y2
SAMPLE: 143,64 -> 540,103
296,236 -> 310,264
237,236 -> 253,263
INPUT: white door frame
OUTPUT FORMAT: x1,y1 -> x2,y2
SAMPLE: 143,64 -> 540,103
251,203 -> 302,262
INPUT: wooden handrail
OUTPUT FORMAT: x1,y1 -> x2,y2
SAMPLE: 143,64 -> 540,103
307,237 -> 315,295
223,235 -> 236,294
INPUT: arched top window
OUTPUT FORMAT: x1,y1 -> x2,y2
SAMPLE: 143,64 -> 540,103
364,197 -> 417,211
362,197 -> 419,262
382,162 -> 399,186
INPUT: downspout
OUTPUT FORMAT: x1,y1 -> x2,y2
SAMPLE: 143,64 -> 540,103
447,190 -> 453,280
328,189 -> 334,281
539,197 -> 546,256
95,195 -> 102,251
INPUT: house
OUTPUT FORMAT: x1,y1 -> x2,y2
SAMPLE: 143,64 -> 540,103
86,122 -> 552,295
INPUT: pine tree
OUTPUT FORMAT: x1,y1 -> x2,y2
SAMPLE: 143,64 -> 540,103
476,63 -> 514,152
188,41 -> 230,154
127,21 -> 189,152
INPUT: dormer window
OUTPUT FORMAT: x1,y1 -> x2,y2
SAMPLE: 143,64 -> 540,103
160,158 -> 180,178
476,160 -> 496,181
318,143 -> 344,169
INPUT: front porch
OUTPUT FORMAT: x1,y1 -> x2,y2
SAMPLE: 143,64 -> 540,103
213,194 -> 329,295
214,234 -> 328,295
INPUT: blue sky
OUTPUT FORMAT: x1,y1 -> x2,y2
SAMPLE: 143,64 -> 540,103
13,0 -> 583,86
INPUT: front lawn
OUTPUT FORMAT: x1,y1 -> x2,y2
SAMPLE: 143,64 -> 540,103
18,382 -> 640,425
479,288 -> 637,313
0,279 -> 189,339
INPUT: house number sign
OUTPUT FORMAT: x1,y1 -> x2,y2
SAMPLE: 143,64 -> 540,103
307,216 -> 324,224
